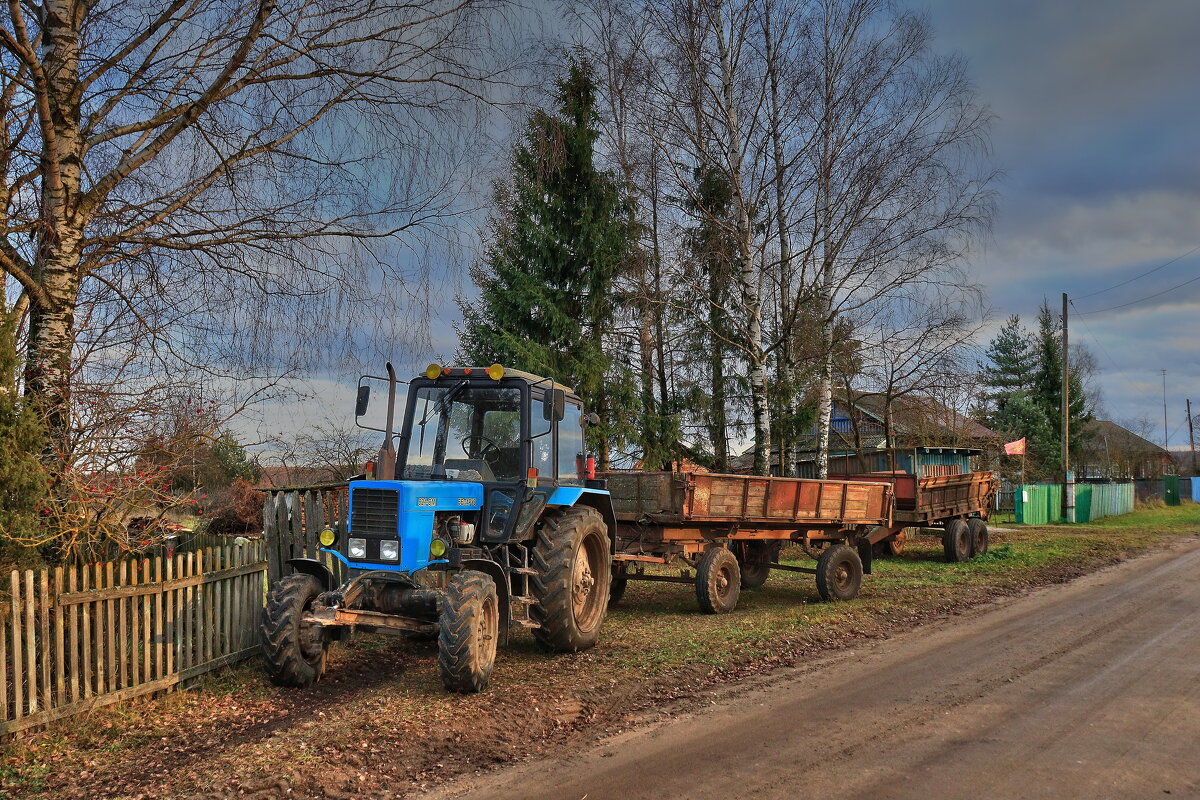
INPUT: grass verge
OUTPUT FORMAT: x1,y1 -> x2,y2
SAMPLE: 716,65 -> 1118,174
2,504 -> 1197,800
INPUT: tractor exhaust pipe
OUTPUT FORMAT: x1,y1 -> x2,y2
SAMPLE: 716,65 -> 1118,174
378,361 -> 399,480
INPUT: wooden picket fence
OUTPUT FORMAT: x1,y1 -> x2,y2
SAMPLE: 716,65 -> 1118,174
0,539 -> 267,736
262,484 -> 348,585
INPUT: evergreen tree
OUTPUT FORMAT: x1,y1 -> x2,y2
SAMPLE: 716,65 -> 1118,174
981,315 -> 1035,414
458,58 -> 635,463
1030,300 -> 1092,476
0,313 -> 49,564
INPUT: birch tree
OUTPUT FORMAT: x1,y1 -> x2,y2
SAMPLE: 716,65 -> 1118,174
0,0 -> 510,467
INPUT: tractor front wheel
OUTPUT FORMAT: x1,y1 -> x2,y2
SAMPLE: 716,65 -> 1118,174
260,574 -> 329,687
438,571 -> 499,693
531,506 -> 612,652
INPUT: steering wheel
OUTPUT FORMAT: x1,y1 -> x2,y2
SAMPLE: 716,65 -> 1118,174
461,435 -> 502,466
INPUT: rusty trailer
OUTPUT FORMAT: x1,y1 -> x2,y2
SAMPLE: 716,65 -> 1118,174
603,471 -> 893,613
834,471 -> 999,563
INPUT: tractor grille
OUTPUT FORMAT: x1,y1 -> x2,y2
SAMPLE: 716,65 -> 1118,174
350,488 -> 400,537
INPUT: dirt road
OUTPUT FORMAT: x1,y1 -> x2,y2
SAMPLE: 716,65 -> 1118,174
426,538 -> 1200,800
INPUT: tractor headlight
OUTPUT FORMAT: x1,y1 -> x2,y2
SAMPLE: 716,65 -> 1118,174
319,528 -> 336,547
430,537 -> 448,558
348,538 -> 367,559
380,540 -> 399,561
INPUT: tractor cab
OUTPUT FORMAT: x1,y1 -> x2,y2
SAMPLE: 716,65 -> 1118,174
328,363 -> 601,576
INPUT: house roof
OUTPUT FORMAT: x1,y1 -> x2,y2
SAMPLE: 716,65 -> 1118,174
849,394 -> 999,442
1085,420 -> 1172,457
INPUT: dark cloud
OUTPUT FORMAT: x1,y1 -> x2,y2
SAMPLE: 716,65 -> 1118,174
924,0 -> 1200,444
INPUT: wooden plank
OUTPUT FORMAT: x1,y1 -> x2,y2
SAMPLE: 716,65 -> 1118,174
201,549 -> 212,664
153,558 -> 163,681
0,600 -> 7,720
264,492 -> 280,583
90,564 -> 101,698
309,491 -> 324,561
164,556 -> 174,677
39,571 -> 50,713
54,562 -> 268,605
117,561 -> 128,690
128,559 -> 139,688
221,546 -> 231,657
23,571 -> 35,714
11,571 -> 23,718
53,567 -> 64,708
104,561 -> 116,695
182,551 -> 194,671
141,560 -> 151,685
68,566 -> 79,703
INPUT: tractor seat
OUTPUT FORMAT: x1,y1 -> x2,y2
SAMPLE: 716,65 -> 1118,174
443,459 -> 494,482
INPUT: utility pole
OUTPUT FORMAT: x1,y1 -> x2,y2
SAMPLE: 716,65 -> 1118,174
1062,293 -> 1074,523
1161,370 -> 1169,451
1187,398 -> 1196,476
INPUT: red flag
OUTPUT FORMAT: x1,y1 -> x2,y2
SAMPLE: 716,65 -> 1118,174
1004,437 -> 1026,456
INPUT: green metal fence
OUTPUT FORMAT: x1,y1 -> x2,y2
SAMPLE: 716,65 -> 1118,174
1014,482 -> 1134,524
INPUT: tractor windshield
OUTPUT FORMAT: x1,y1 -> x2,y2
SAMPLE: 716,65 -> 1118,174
403,384 -> 524,483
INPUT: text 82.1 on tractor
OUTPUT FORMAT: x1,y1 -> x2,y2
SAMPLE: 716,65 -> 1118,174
260,363 -> 617,692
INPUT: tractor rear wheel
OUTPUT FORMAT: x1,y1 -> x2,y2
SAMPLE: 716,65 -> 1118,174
735,541 -> 774,590
695,547 -> 741,614
260,574 -> 329,687
968,518 -> 989,557
815,544 -> 863,601
438,570 -> 499,693
942,519 -> 971,563
531,506 -> 612,652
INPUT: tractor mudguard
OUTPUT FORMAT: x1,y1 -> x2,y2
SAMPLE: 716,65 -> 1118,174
287,558 -> 335,590
546,486 -> 617,546
461,558 -> 510,646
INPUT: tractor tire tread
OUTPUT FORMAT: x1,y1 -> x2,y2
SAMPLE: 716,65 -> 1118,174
260,574 -> 326,688
531,506 -> 611,652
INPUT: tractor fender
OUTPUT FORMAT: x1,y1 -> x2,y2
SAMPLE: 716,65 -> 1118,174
460,558 -> 511,647
286,558 -> 335,590
545,487 -> 618,549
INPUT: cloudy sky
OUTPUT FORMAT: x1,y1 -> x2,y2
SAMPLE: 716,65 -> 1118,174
245,0 -> 1200,453
924,0 -> 1200,446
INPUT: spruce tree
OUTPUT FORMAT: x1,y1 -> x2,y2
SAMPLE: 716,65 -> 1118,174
0,313 -> 49,564
1031,300 -> 1092,476
981,315 -> 1035,414
458,58 -> 635,461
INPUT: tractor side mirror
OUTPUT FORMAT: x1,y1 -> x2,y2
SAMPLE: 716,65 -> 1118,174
543,388 -> 566,422
355,385 -> 371,417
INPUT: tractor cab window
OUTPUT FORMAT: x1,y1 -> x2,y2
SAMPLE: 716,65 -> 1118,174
557,402 -> 585,485
403,384 -> 524,482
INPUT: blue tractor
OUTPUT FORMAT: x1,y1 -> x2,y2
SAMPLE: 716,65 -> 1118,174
260,363 -> 616,692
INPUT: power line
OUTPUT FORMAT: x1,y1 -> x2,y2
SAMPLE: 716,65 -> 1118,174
1074,244 -> 1200,300
1075,270 -> 1200,316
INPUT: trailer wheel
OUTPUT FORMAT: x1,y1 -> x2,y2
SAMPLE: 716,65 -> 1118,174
695,547 -> 741,614
735,541 -> 774,589
260,574 -> 328,687
816,544 -> 863,601
531,506 -> 612,652
942,519 -> 970,563
968,519 -> 989,557
609,567 -> 628,607
438,570 -> 499,693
